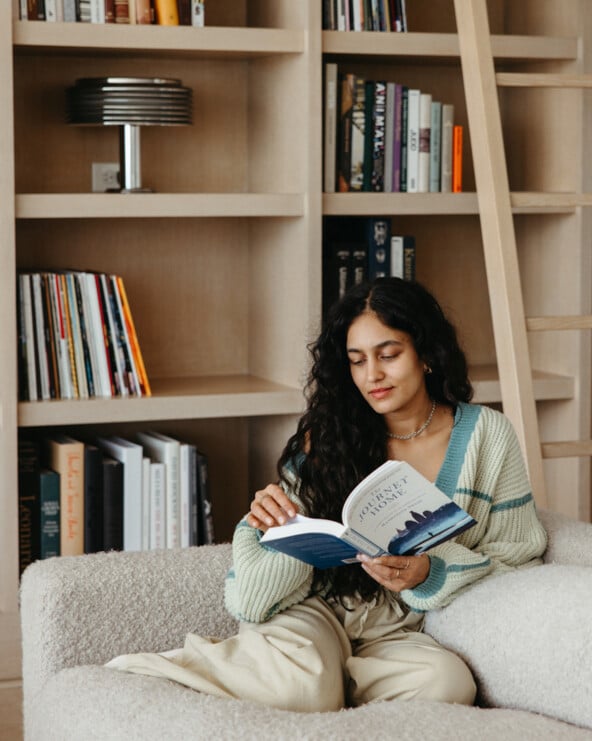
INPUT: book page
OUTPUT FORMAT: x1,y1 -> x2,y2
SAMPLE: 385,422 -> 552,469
342,460 -> 475,555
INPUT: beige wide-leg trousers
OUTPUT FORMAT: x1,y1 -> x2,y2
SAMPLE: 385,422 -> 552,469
107,594 -> 476,712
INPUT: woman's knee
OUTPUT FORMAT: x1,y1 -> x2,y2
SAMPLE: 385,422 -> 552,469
418,649 -> 476,705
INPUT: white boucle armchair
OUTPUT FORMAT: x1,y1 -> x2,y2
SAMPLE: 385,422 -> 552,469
20,510 -> 592,741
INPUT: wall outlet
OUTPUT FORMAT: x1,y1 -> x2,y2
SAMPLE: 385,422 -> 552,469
92,162 -> 120,192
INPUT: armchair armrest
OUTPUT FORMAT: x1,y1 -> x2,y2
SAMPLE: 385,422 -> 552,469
538,509 -> 592,566
424,506 -> 592,732
20,544 -> 237,707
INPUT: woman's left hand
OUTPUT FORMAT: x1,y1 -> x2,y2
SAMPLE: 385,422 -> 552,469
356,553 -> 430,592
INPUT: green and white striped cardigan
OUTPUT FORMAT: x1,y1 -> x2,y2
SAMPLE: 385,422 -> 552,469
225,403 -> 548,622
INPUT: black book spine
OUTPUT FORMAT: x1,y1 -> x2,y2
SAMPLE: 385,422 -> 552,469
84,444 -> 104,553
18,438 -> 41,575
102,457 -> 124,551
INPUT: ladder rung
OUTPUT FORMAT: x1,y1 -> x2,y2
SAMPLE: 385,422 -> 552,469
527,316 -> 592,331
497,72 -> 592,88
542,440 -> 592,459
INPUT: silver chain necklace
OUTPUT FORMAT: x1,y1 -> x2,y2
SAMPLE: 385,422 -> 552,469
386,400 -> 437,440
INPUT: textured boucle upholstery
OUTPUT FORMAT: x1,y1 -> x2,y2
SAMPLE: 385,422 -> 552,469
21,510 -> 592,740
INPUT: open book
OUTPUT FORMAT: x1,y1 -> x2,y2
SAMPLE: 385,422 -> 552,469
260,460 -> 476,568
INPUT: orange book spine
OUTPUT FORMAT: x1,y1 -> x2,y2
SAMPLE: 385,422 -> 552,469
116,276 -> 152,396
452,125 -> 463,193
48,437 -> 84,557
154,0 -> 179,25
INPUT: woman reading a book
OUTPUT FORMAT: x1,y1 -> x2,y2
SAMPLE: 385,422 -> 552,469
108,277 -> 548,712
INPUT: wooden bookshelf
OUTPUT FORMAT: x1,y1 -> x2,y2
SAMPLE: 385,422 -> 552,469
1,0 -> 591,703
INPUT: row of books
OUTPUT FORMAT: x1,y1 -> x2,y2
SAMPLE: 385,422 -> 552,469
19,0 -> 205,25
325,65 -> 463,194
323,0 -> 408,32
323,216 -> 415,315
18,431 -> 215,575
17,270 -> 151,403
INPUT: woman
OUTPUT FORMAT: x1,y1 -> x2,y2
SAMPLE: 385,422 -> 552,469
108,277 -> 548,711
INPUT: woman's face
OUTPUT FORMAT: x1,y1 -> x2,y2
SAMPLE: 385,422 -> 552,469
346,311 -> 428,416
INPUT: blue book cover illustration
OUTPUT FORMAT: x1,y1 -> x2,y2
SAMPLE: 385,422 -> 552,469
260,460 -> 476,569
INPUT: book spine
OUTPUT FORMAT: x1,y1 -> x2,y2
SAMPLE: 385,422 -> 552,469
383,82 -> 395,193
406,88 -> 420,192
323,241 -> 351,316
110,275 -> 142,396
399,86 -> 408,192
154,0 -> 178,24
362,80 -> 374,191
429,100 -> 442,192
42,274 -> 60,399
149,461 -> 165,549
90,0 -> 105,22
371,80 -> 386,192
116,276 -> 151,396
179,444 -> 191,548
113,0 -> 129,22
19,274 -> 38,401
366,217 -> 391,280
65,273 -> 89,400
51,273 -> 73,399
135,0 -> 152,23
63,0 -> 77,21
18,439 -> 41,575
350,75 -> 366,192
403,235 -> 416,280
44,0 -> 57,21
96,274 -> 123,396
390,235 -> 404,279
72,273 -> 96,398
191,0 -> 204,26
452,124 -> 463,193
142,456 -> 151,550
418,92 -> 432,193
84,445 -> 104,553
58,274 -> 79,399
31,274 -> 51,401
337,73 -> 353,192
176,0 -> 190,24
196,450 -> 214,545
323,63 -> 338,194
104,0 -> 116,21
102,457 -> 124,551
440,103 -> 454,193
48,437 -> 84,557
40,469 -> 60,559
188,445 -> 199,546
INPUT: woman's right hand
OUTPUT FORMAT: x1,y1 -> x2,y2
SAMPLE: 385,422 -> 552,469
247,483 -> 298,532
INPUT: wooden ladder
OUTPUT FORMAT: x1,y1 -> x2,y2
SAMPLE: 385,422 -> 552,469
453,0 -> 592,509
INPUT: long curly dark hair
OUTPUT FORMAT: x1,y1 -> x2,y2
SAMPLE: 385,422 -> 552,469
277,277 -> 473,603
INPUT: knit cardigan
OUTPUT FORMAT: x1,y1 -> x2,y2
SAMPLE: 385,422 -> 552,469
224,403 -> 548,623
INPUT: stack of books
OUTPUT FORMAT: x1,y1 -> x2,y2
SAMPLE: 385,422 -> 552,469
322,0 -> 408,32
19,0 -> 205,26
324,66 -> 463,195
18,432 -> 215,574
17,270 -> 150,402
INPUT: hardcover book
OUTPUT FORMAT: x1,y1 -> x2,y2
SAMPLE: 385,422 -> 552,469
260,460 -> 476,569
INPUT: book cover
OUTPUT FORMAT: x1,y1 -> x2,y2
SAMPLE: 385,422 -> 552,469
429,100 -> 442,192
137,431 -> 180,549
39,468 -> 60,559
440,103 -> 454,193
323,62 -> 338,194
18,438 -> 41,575
97,436 -> 143,551
405,88 -> 420,192
47,434 -> 85,557
418,92 -> 432,193
102,456 -> 124,551
261,460 -> 476,569
84,444 -> 104,554
452,125 -> 463,193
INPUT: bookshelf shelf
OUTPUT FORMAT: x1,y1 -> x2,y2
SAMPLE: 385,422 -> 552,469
16,193 -> 306,219
322,31 -> 577,61
13,22 -> 305,58
323,193 -> 577,216
18,375 -> 305,427
470,366 -> 574,405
